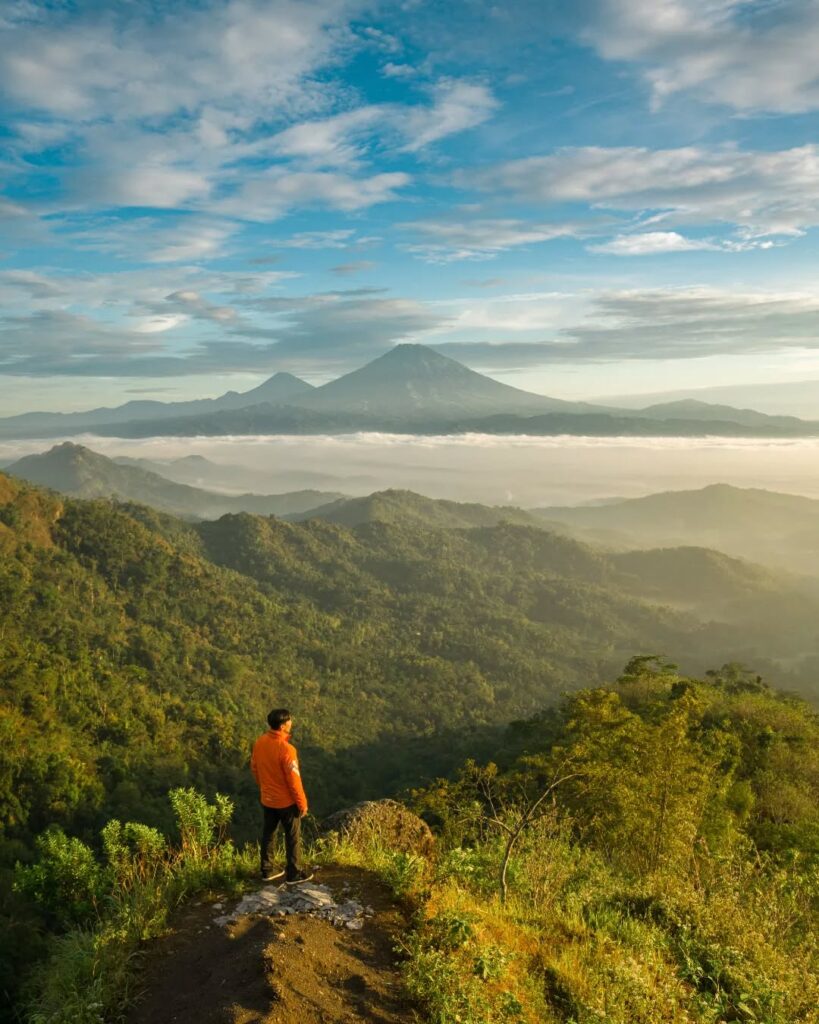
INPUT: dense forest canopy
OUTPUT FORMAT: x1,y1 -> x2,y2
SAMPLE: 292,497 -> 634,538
2,472 -> 818,1021
2,469 -> 819,858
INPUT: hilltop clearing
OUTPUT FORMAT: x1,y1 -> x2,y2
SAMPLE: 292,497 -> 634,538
128,867 -> 411,1024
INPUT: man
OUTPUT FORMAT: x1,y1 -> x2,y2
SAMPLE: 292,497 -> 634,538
250,708 -> 314,884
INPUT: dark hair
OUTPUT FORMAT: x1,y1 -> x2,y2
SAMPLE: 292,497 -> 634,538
267,708 -> 292,731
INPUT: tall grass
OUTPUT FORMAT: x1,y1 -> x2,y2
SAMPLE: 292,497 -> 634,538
395,819 -> 819,1024
15,789 -> 257,1024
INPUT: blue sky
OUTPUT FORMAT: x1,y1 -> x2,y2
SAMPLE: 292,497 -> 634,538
2,0 -> 819,414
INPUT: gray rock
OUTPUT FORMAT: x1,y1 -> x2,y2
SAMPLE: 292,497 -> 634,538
213,880 -> 368,931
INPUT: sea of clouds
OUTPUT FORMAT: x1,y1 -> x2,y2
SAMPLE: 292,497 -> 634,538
4,433 -> 819,507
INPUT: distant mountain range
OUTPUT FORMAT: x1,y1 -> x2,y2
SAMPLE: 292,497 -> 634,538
1,344 -> 815,439
12,445 -> 819,582
0,371 -> 313,438
599,380 -> 819,419
536,483 -> 819,576
7,443 -> 344,520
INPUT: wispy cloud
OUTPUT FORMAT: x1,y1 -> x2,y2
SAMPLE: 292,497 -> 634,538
584,0 -> 819,114
329,260 -> 376,275
403,217 -> 587,261
561,286 -> 819,360
214,169 -> 410,220
0,0 -> 355,121
469,144 -> 819,237
399,80 -> 498,152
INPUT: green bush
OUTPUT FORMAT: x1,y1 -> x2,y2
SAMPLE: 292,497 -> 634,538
21,788 -> 252,1024
14,829 -> 105,930
169,787 -> 233,856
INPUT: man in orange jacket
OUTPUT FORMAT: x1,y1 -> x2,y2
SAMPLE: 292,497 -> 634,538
250,708 -> 313,884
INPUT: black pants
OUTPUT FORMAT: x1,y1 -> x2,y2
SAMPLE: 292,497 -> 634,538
261,804 -> 302,879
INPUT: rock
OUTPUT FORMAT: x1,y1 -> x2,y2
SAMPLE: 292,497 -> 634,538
212,879 -> 372,932
319,799 -> 435,859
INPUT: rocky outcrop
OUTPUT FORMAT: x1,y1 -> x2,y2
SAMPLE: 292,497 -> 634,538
213,880 -> 370,930
320,799 -> 434,858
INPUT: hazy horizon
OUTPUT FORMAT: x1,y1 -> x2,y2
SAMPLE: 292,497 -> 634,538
7,432 -> 819,508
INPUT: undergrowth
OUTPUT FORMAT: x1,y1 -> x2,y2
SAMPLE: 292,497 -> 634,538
321,803 -> 818,1024
15,789 -> 257,1024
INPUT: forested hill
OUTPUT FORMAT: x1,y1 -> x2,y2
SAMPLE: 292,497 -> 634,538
5,472 -> 819,1021
2,469 -> 819,857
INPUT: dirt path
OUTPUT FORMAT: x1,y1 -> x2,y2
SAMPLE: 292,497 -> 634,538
127,866 -> 416,1024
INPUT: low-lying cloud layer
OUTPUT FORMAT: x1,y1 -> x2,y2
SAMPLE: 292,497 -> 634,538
6,433 -> 819,508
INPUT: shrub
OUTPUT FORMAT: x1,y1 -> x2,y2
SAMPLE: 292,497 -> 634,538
169,787 -> 233,856
14,829 -> 105,930
101,820 -> 166,886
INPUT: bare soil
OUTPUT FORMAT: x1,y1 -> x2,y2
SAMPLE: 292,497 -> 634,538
126,866 -> 415,1024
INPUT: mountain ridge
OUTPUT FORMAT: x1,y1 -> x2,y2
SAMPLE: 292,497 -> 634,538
7,442 -> 344,519
0,371 -> 314,438
536,482 -> 819,575
2,344 -> 813,439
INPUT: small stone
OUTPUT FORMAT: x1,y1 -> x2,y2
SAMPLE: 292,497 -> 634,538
345,919 -> 364,930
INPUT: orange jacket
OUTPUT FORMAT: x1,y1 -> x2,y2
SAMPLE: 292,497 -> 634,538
250,730 -> 308,814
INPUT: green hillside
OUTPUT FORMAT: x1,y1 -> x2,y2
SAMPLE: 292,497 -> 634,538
287,488 -> 543,529
2,471 -> 817,860
3,475 -> 819,1022
405,659 -> 819,1024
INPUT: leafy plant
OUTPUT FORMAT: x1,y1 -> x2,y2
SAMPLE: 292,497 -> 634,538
14,829 -> 104,930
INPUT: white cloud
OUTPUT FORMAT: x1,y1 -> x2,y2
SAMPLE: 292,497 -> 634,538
216,170 -> 409,220
423,286 -> 819,368
71,164 -> 212,209
0,270 -> 66,299
469,144 -> 819,236
584,0 -> 819,113
589,231 -> 719,255
0,197 -> 28,218
267,106 -> 382,166
381,62 -> 416,78
149,222 -> 238,263
561,286 -> 819,360
162,291 -> 239,324
57,217 -> 241,264
0,0 -> 355,121
262,77 -> 499,169
276,229 -> 358,249
133,314 -> 189,334
400,80 -> 498,152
